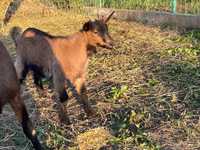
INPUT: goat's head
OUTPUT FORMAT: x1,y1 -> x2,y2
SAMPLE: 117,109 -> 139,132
83,11 -> 115,49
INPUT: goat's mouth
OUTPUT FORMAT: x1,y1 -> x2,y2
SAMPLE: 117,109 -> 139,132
98,43 -> 113,49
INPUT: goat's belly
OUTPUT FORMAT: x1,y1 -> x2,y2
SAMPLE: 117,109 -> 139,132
0,85 -> 18,102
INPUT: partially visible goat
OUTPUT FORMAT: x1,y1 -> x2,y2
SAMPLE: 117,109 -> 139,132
0,41 -> 42,149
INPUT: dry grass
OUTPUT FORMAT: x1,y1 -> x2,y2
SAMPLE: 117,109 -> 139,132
77,127 -> 112,150
1,0 -> 200,150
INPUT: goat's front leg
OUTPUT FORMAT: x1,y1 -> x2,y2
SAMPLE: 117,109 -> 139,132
52,63 -> 68,103
15,56 -> 28,84
74,78 -> 95,117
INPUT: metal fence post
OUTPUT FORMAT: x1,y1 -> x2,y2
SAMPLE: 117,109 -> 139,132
172,0 -> 177,14
100,0 -> 102,8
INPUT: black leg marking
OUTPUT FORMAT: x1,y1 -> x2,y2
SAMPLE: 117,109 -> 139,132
48,76 -> 54,89
20,66 -> 28,84
21,106 -> 42,150
28,64 -> 45,89
59,90 -> 69,103
33,72 -> 44,89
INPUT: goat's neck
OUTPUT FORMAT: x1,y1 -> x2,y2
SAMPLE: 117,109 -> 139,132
81,31 -> 94,47
81,31 -> 96,52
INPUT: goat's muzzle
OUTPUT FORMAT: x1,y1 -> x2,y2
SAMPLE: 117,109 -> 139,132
102,42 -> 113,49
102,35 -> 114,49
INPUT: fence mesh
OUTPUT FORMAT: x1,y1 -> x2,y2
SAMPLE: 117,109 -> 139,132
39,0 -> 200,15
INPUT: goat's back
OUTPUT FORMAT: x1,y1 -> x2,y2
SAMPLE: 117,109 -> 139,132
22,28 -> 54,38
17,36 -> 54,73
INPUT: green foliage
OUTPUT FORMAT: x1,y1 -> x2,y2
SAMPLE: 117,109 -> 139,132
84,0 -> 171,10
186,30 -> 200,40
148,78 -> 159,87
167,47 -> 200,56
40,0 -> 84,9
46,123 -> 67,148
109,109 -> 161,150
43,0 -> 200,14
110,85 -> 128,100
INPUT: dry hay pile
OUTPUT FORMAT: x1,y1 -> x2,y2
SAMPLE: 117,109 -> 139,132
77,127 -> 112,150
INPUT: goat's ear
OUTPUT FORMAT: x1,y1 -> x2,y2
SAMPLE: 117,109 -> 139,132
98,13 -> 105,21
83,20 -> 93,31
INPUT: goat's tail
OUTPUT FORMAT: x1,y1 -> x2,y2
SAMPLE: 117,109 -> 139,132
10,26 -> 22,47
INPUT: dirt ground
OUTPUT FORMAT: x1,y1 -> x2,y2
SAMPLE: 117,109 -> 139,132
0,0 -> 200,150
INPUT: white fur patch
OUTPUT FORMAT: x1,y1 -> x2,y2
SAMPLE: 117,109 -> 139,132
32,129 -> 36,136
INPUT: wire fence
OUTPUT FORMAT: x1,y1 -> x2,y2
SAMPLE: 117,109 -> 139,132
85,0 -> 200,15
40,0 -> 200,15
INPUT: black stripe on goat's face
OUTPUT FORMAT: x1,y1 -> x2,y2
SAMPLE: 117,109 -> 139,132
83,19 -> 113,49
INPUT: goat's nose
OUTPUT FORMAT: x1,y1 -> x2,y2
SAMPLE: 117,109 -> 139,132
103,35 -> 114,49
109,40 -> 114,46
107,38 -> 114,47
105,40 -> 113,49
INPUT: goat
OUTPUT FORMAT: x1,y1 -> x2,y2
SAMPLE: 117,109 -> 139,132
0,41 -> 42,149
10,11 -> 115,121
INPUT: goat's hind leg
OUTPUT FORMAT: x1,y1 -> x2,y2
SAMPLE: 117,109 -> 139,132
15,56 -> 28,84
52,63 -> 68,103
33,71 -> 44,89
10,94 -> 42,150
31,65 -> 45,90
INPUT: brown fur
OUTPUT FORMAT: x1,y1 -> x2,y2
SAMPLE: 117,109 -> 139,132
0,41 -> 42,149
11,11 -> 115,121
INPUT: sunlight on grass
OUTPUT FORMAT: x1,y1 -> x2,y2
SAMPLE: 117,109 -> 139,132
1,0 -> 200,149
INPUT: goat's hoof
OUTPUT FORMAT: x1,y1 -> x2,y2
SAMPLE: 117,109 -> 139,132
32,138 -> 43,150
60,118 -> 71,125
59,91 -> 69,103
85,108 -> 96,118
59,115 -> 71,125
36,88 -> 45,97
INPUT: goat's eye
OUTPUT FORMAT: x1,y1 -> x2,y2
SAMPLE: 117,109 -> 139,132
94,31 -> 98,34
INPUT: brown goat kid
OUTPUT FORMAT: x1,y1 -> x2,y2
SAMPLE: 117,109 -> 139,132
11,11 -> 115,120
0,41 -> 42,149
